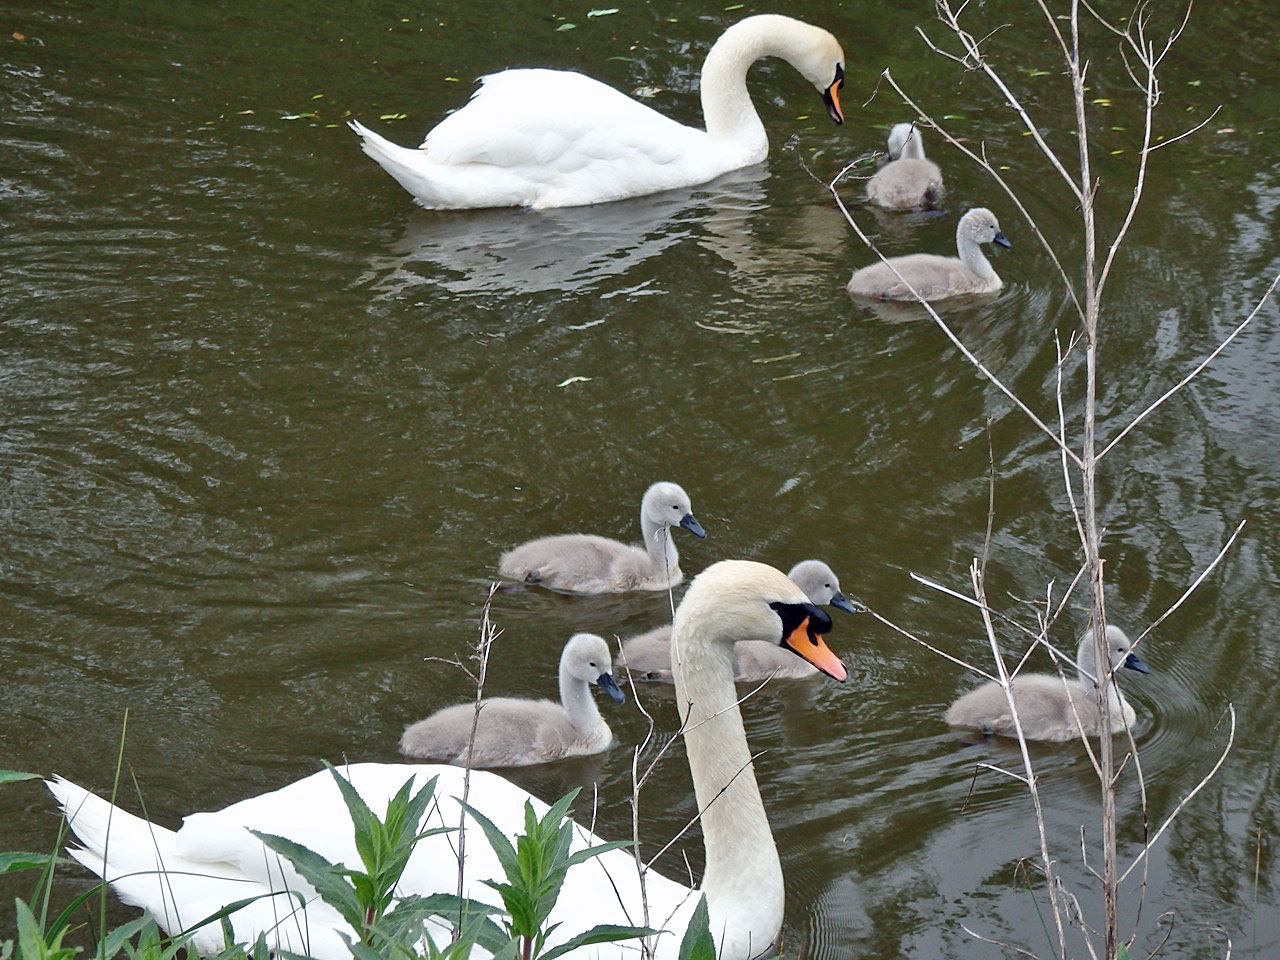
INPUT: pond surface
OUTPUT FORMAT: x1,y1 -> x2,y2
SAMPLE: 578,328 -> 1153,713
2,1 -> 1278,958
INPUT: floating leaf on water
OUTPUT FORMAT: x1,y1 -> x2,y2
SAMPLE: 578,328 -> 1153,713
632,85 -> 663,98
557,376 -> 592,387
795,114 -> 810,121
445,76 -> 460,82
400,17 -> 410,22
1091,97 -> 1111,105
13,31 -> 26,41
587,8 -> 619,17
1188,79 -> 1202,86
237,109 -> 255,115
556,22 -> 577,31
1217,127 -> 1236,134
1026,69 -> 1050,77
724,3 -> 745,9
998,164 -> 1011,170
281,112 -> 318,121
311,93 -> 325,100
942,113 -> 965,120
379,112 -> 408,120
1110,149 -> 1125,155
1111,125 -> 1125,131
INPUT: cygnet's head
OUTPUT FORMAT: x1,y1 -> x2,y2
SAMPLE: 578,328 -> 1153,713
562,633 -> 625,703
676,560 -> 848,681
1078,624 -> 1151,679
886,122 -> 925,160
642,481 -> 706,538
958,207 -> 1012,250
786,559 -> 860,614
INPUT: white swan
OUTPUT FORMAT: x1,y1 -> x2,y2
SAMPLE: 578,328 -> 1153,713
944,625 -> 1151,741
619,559 -> 859,683
498,481 -> 706,593
49,560 -> 848,960
866,122 -> 944,210
349,15 -> 846,210
399,632 -> 624,766
846,207 -> 1011,301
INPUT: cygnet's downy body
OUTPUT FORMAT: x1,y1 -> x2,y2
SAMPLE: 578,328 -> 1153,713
400,633 -> 625,766
847,207 -> 1010,301
866,122 -> 944,210
618,559 -> 859,683
498,481 -> 706,593
945,625 -> 1151,741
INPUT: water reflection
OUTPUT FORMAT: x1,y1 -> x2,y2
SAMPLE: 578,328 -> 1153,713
359,166 -> 771,298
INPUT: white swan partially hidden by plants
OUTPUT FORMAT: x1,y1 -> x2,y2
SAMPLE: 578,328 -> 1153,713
48,560 -> 848,960
349,15 -> 846,210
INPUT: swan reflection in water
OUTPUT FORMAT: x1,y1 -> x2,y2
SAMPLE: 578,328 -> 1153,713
357,165 -> 850,300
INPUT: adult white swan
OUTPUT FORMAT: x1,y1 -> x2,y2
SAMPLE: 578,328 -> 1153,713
349,15 -> 846,209
49,560 -> 848,960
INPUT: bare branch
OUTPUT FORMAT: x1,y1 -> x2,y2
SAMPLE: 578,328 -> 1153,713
1099,272 -> 1280,460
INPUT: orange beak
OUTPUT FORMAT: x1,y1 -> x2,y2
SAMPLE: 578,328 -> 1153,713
822,64 -> 845,125
782,616 -> 848,682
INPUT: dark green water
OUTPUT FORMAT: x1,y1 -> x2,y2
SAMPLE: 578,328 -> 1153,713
2,1 -> 1277,957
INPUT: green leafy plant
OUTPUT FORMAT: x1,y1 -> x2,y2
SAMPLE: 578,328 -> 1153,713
460,789 -> 655,960
676,896 -> 714,960
251,762 -> 501,956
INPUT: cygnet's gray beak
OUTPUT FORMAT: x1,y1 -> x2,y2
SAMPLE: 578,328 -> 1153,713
597,672 -> 626,703
1123,652 -> 1151,674
679,513 -> 707,538
994,232 -> 1012,249
830,592 -> 862,614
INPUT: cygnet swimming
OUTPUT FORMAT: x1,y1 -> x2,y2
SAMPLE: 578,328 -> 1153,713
866,122 -> 944,210
498,481 -> 706,593
846,207 -> 1010,301
944,625 -> 1151,741
400,632 -> 625,766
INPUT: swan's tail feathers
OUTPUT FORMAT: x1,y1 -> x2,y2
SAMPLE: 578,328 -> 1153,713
348,119 -> 446,208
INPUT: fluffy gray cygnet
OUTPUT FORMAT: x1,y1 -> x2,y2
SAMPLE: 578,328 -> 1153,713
498,481 -> 706,593
400,632 -> 625,766
944,625 -> 1151,741
846,207 -> 1010,301
866,122 -> 944,210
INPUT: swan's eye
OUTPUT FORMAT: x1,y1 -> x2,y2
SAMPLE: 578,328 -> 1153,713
589,662 -> 598,668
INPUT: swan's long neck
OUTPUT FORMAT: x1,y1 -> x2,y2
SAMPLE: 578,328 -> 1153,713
700,15 -> 814,149
1075,639 -> 1126,715
671,602 -> 782,951
558,666 -> 603,738
640,516 -> 680,577
956,223 -> 997,280
900,130 -> 927,160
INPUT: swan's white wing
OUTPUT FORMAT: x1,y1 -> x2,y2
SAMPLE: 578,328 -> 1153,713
423,69 -> 707,171
174,764 -> 698,957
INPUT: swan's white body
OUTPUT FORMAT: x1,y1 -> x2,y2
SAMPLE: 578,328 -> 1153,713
945,625 -> 1151,741
400,633 -> 624,766
498,481 -> 706,594
846,207 -> 1011,301
866,123 -> 944,210
50,561 -> 847,960
619,560 -> 858,683
350,15 -> 845,209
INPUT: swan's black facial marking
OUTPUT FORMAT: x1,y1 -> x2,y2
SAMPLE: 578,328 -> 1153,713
769,601 -> 832,644
822,63 -> 844,125
769,600 -> 845,681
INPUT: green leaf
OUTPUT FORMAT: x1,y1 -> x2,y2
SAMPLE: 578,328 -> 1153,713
563,839 -> 632,869
678,895 -> 715,960
0,853 -> 64,875
555,23 -> 576,31
0,772 -> 41,785
1115,946 -> 1132,960
460,802 -> 519,879
102,914 -> 157,957
248,830 -> 362,930
540,924 -> 659,960
586,8 -> 619,16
